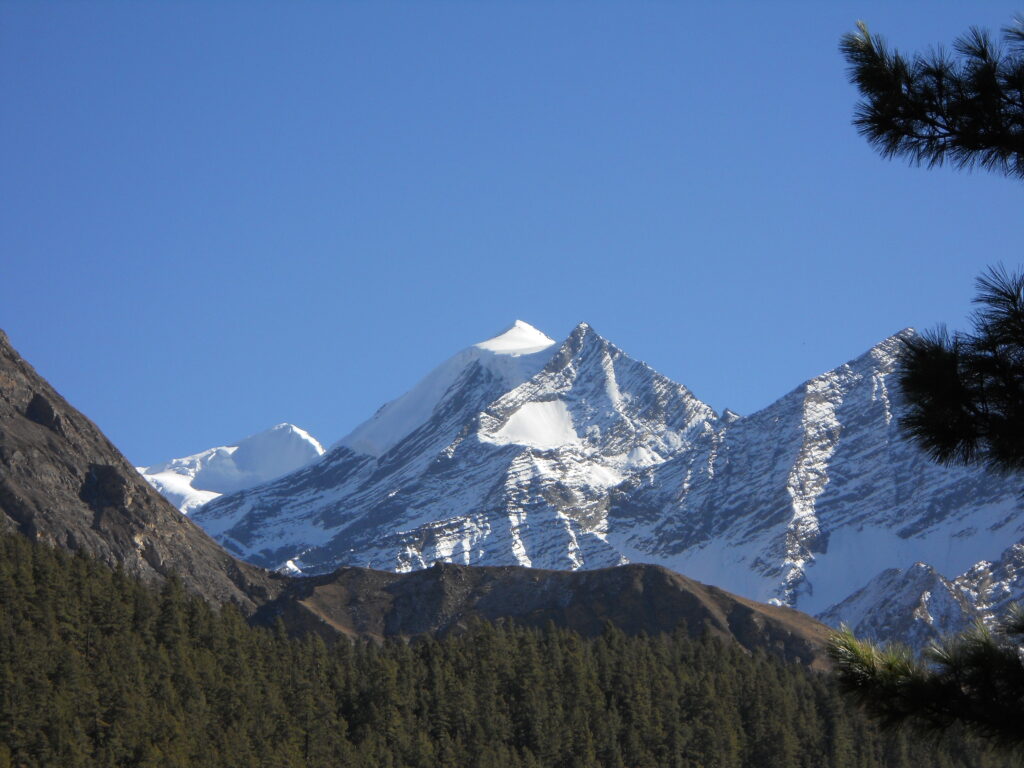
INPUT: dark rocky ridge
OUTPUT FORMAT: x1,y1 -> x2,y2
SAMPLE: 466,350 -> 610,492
0,329 -> 283,612
254,560 -> 833,668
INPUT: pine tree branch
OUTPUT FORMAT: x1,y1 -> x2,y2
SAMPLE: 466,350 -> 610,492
829,614 -> 1024,752
841,20 -> 1024,178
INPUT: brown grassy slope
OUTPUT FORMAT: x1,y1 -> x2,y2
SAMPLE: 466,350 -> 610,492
255,561 -> 833,668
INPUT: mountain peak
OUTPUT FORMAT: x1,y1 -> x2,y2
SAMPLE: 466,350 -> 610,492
139,422 -> 326,513
335,321 -> 557,458
834,328 -> 916,376
474,320 -> 555,356
563,322 -> 615,352
876,327 -> 915,348
558,322 -> 620,361
266,423 -> 325,453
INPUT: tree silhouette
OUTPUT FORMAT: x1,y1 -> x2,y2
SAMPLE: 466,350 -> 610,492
840,19 -> 1024,178
898,265 -> 1024,475
830,18 -> 1024,753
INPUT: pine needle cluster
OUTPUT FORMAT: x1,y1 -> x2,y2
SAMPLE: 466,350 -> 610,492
840,19 -> 1024,178
828,605 -> 1024,753
897,265 -> 1024,475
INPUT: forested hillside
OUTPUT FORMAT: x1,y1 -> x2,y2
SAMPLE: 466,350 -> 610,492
0,533 -> 1010,768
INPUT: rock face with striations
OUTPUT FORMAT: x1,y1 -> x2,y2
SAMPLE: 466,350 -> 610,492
0,329 -> 282,613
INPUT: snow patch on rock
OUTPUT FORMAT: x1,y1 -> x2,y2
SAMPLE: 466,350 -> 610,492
483,399 -> 580,450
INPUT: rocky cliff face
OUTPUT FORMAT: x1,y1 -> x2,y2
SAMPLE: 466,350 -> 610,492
192,322 -> 1024,646
0,329 -> 282,612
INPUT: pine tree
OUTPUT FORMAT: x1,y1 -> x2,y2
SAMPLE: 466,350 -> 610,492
0,530 -> 1011,767
840,18 -> 1024,178
895,265 -> 1024,475
829,19 -> 1024,754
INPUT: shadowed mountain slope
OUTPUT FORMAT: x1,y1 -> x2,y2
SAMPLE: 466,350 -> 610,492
0,329 -> 282,612
254,560 -> 832,668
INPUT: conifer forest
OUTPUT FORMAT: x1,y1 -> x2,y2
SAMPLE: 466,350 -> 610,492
0,534 -> 1009,768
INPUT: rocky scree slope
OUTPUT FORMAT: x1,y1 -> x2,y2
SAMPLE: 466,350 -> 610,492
193,322 -> 1024,646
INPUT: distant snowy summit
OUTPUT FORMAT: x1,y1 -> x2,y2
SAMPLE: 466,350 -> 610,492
138,423 -> 324,514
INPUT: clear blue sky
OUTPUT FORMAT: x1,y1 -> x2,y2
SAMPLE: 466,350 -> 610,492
2,2 -> 1020,466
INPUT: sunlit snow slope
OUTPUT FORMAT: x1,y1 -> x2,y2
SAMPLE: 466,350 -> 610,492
139,423 -> 324,514
190,322 -> 1024,646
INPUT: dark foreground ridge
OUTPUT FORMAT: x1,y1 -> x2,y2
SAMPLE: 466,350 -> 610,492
0,327 -> 829,665
0,329 -> 283,611
255,560 -> 832,667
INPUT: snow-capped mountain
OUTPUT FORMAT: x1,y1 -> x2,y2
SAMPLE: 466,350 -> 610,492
190,321 -> 1024,645
817,563 -> 972,648
194,321 -> 716,573
606,332 -> 1022,619
337,320 -> 558,458
139,423 -> 324,514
